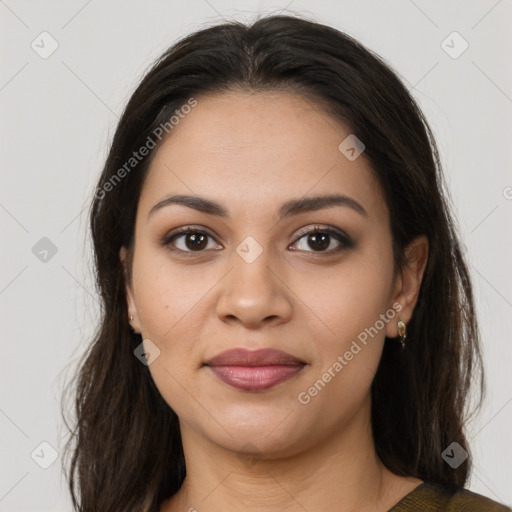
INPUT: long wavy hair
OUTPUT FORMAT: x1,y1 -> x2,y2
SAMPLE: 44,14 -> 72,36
61,13 -> 484,511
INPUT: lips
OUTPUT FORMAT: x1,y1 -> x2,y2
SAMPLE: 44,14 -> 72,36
204,348 -> 306,391
204,348 -> 305,367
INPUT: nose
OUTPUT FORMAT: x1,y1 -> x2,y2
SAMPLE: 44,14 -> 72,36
215,247 -> 293,329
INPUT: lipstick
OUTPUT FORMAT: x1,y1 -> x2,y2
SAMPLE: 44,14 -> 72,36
204,348 -> 305,392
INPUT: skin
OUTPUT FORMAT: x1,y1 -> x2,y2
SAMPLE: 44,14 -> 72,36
120,90 -> 429,512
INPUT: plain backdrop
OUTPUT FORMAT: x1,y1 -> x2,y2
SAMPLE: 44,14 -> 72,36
1,1 -> 511,510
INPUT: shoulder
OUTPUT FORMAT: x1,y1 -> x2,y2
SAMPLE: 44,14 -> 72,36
445,486 -> 512,512
389,481 -> 512,512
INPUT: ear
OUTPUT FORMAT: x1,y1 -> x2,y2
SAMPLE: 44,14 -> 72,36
120,246 -> 141,333
385,234 -> 429,338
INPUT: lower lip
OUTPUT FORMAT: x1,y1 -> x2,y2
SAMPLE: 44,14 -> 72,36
207,364 -> 304,391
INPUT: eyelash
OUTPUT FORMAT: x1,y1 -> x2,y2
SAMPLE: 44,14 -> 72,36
161,224 -> 354,257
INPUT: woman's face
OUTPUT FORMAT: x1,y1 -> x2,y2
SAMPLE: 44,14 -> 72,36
122,90 -> 423,457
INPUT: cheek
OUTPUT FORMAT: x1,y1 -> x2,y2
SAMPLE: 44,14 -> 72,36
131,251 -> 213,415
293,248 -> 394,346
292,243 -> 394,402
292,258 -> 393,424
132,249 -> 193,336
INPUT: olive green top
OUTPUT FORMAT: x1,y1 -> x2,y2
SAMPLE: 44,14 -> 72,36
388,482 -> 511,511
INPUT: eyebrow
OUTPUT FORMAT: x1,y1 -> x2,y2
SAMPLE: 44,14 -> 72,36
148,193 -> 368,221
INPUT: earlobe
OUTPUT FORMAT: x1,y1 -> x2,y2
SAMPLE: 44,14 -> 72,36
386,235 -> 429,337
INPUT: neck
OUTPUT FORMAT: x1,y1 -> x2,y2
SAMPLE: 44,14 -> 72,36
162,394 -> 415,512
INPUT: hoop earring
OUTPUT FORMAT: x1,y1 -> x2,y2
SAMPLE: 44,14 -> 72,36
397,319 -> 407,350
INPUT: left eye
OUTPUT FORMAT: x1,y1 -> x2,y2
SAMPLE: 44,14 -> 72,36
291,227 -> 351,253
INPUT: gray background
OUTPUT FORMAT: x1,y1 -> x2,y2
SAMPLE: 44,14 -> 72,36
1,0 -> 511,510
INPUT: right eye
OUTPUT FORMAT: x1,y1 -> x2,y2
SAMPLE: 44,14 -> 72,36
162,227 -> 223,255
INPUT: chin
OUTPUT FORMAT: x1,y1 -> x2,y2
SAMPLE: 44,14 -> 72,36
200,403 -> 311,456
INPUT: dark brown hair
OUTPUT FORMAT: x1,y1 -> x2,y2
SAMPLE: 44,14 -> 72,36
61,13 -> 484,511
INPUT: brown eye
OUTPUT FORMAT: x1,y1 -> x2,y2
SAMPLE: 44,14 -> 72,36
162,225 -> 353,257
291,226 -> 354,253
163,228 -> 221,254
182,231 -> 208,251
306,232 -> 330,251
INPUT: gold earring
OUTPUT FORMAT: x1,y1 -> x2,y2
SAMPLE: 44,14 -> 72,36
397,319 -> 407,350
129,315 -> 134,322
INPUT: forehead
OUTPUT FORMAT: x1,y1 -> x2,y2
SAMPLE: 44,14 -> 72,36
138,91 -> 387,223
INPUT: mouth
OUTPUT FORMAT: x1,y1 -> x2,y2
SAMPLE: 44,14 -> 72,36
203,348 -> 306,392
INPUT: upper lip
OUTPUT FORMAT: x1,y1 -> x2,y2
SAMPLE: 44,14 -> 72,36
204,348 -> 305,367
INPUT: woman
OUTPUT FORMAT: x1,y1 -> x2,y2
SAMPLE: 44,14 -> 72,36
62,14 -> 511,512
